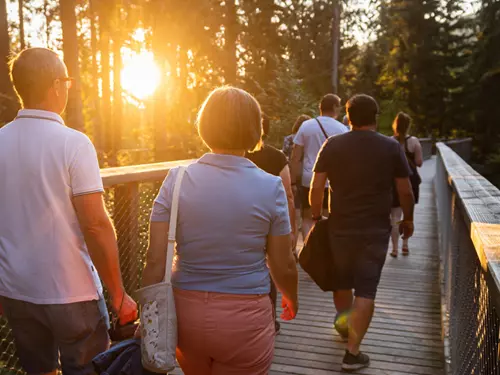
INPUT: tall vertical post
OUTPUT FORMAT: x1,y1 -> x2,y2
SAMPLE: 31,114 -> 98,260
60,0 -> 85,131
115,183 -> 140,292
18,0 -> 25,49
331,0 -> 341,94
224,0 -> 237,84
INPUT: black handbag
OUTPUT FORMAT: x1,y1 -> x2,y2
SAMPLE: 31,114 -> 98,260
298,218 -> 335,292
108,319 -> 139,342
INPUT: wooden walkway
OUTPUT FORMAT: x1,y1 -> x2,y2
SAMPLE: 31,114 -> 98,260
272,158 -> 444,375
174,159 -> 444,375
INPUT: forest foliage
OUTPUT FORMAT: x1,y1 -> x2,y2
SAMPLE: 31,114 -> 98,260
0,0 -> 499,180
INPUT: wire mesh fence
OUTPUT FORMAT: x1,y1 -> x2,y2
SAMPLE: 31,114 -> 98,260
436,142 -> 500,375
446,208 -> 500,374
0,178 -> 163,375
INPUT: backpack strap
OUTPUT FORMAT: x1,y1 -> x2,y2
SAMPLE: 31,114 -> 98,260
404,136 -> 411,154
315,118 -> 329,139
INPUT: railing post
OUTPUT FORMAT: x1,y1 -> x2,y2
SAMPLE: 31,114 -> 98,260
114,182 -> 140,292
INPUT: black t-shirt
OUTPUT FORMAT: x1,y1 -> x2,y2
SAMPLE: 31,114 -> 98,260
246,144 -> 288,177
314,130 -> 410,234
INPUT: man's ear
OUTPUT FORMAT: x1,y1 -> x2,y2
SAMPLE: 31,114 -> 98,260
53,79 -> 61,97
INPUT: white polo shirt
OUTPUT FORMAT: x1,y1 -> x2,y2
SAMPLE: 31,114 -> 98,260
294,116 -> 348,187
0,109 -> 104,304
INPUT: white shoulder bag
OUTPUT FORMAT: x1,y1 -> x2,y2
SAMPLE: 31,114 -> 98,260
135,166 -> 186,373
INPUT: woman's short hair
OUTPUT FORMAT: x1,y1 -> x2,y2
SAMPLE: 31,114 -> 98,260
292,114 -> 311,134
197,86 -> 262,151
9,48 -> 66,107
346,94 -> 379,127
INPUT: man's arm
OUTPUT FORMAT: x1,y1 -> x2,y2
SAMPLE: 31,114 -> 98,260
290,144 -> 304,185
310,172 -> 328,219
395,177 -> 415,238
73,193 -> 137,324
279,165 -> 297,247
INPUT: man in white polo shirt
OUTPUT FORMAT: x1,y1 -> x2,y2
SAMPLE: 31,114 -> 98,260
0,48 -> 137,375
290,94 -> 348,240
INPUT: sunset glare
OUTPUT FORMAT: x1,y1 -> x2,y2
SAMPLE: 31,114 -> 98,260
121,51 -> 160,100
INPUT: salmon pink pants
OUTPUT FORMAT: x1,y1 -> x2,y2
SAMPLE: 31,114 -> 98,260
174,288 -> 275,375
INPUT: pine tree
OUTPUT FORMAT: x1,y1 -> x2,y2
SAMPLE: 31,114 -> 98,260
60,0 -> 85,131
0,0 -> 19,125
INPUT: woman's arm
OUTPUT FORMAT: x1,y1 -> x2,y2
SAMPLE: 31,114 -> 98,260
267,233 -> 298,319
141,221 -> 170,288
279,165 -> 297,248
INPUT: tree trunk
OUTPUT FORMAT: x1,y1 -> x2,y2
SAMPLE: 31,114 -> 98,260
99,1 -> 113,164
44,0 -> 50,46
224,0 -> 237,84
89,0 -> 102,153
112,0 -> 122,165
331,0 -> 340,94
152,0 -> 170,162
0,0 -> 15,97
18,0 -> 25,49
60,0 -> 85,131
0,0 -> 19,124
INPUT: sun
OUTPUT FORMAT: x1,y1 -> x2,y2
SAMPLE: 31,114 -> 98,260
121,51 -> 161,100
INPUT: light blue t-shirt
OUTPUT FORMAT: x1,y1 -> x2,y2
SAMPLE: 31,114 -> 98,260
151,153 -> 291,295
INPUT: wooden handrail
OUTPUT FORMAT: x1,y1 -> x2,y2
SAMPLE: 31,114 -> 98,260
99,136 -> 444,187
101,159 -> 195,188
436,142 -> 500,298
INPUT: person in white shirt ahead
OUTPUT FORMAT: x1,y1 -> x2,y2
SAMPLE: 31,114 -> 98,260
0,48 -> 137,375
290,94 -> 348,240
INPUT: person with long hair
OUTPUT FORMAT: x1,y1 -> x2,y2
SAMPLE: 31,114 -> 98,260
390,112 -> 423,257
141,87 -> 298,375
282,114 -> 311,243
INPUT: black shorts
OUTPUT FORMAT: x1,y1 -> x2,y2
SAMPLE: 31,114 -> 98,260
300,187 -> 329,210
329,232 -> 390,299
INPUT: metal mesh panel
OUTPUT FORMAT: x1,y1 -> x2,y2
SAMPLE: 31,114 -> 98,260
108,181 -> 159,294
0,180 -> 162,374
0,318 -> 22,375
436,145 -> 500,375
446,207 -> 500,375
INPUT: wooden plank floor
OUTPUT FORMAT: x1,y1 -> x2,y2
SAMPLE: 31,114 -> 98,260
174,158 -> 444,375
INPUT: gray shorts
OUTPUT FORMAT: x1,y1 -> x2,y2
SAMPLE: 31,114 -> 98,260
2,296 -> 110,375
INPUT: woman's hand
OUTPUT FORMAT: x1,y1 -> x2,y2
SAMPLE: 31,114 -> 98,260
281,295 -> 298,321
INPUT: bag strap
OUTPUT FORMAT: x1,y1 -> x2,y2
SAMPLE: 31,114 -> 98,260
164,166 -> 187,283
404,136 -> 411,154
315,118 -> 329,139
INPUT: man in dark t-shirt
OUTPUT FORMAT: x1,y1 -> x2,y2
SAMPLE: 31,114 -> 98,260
310,95 -> 415,371
246,114 -> 296,335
